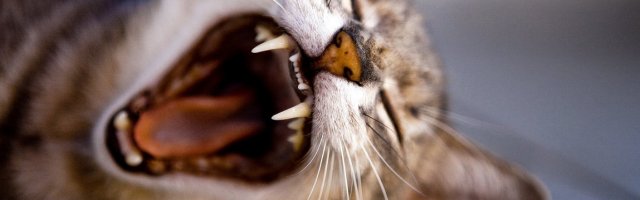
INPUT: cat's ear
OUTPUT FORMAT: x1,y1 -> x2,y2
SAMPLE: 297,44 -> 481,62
407,133 -> 549,200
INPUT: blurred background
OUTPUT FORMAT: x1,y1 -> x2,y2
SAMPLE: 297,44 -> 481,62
416,0 -> 640,199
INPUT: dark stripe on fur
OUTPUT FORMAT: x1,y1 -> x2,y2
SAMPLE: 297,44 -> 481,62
0,1 -> 146,198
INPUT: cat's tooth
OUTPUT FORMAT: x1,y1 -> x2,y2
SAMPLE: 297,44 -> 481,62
298,83 -> 310,90
289,53 -> 300,62
113,111 -> 142,166
172,160 -> 186,171
114,111 -> 131,131
287,118 -> 305,130
255,25 -> 275,42
115,131 -> 143,166
294,65 -> 300,73
288,131 -> 304,152
190,157 -> 210,172
272,102 -> 311,120
147,159 -> 166,174
251,34 -> 294,53
125,153 -> 143,167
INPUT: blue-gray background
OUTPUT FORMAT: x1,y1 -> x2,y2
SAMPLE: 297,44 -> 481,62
417,0 -> 640,199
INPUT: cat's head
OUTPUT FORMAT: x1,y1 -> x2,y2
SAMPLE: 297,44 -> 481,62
3,0 -> 545,199
87,0 -> 443,199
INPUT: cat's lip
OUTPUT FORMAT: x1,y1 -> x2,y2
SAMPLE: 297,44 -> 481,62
103,15 -> 313,183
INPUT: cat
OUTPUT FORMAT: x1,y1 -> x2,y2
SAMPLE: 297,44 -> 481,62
0,0 -> 547,199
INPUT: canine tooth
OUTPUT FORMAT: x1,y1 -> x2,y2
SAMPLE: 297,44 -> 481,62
251,34 -> 294,53
114,111 -> 131,131
289,53 -> 300,62
272,102 -> 311,120
287,118 -> 305,130
255,25 -> 275,42
298,83 -> 310,90
125,153 -> 143,167
115,130 -> 143,166
113,111 -> 143,166
288,131 -> 304,152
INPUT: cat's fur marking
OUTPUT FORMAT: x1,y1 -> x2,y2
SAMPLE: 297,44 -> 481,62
0,0 -> 547,199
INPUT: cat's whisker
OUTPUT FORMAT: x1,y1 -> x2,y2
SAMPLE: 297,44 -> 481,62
297,134 -> 324,175
419,107 -> 516,136
415,108 -> 459,136
362,145 -> 389,200
362,114 -> 403,159
363,118 -> 423,192
318,149 -> 332,200
326,151 -> 336,199
307,141 -> 328,200
342,137 -> 361,200
251,34 -> 295,53
356,151 -> 364,200
338,138 -> 350,200
363,131 -> 425,196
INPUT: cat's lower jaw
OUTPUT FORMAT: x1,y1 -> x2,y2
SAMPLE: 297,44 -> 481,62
95,14 -> 320,187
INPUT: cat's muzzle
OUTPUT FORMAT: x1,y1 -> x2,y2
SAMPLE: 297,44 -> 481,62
104,15 -> 315,183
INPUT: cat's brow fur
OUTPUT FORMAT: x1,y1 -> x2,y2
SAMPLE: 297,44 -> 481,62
0,0 -> 547,199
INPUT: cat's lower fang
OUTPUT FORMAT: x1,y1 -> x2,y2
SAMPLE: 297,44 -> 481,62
287,131 -> 304,152
114,111 -> 132,131
251,34 -> 295,53
287,118 -> 305,152
287,118 -> 305,130
113,111 -> 144,166
271,100 -> 311,120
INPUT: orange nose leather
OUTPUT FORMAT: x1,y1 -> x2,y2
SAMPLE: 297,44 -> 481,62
134,90 -> 263,158
314,31 -> 362,83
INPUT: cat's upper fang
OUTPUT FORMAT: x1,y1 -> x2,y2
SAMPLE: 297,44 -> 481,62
251,34 -> 295,53
271,98 -> 312,120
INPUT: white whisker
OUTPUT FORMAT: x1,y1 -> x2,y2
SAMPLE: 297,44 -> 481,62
419,112 -> 459,136
270,0 -> 285,10
362,146 -> 389,200
338,138 -> 350,200
318,150 -> 332,200
364,134 -> 424,196
270,0 -> 294,17
307,141 -> 328,200
355,148 -> 363,200
326,152 -> 336,199
297,134 -> 325,175
420,107 -> 515,136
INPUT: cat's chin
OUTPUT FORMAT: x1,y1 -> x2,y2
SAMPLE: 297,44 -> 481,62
94,14 -> 318,187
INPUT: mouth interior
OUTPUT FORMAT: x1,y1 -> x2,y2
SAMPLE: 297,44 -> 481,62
106,15 -> 311,182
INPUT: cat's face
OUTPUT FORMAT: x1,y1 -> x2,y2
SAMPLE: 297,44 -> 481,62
1,0 -> 544,199
90,0 -> 441,199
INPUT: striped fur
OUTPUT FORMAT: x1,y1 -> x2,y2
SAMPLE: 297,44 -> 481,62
0,0 -> 547,199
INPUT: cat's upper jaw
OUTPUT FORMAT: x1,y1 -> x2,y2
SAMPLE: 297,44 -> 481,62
92,1 -> 385,199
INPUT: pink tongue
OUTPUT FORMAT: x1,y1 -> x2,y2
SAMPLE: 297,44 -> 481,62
134,91 -> 263,158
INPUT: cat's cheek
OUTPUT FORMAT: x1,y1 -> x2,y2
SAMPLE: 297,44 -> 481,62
311,72 -> 376,149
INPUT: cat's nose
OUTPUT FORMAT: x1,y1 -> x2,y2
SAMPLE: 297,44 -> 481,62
313,31 -> 362,83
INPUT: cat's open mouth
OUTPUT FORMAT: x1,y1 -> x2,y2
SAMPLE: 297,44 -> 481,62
105,15 -> 314,183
